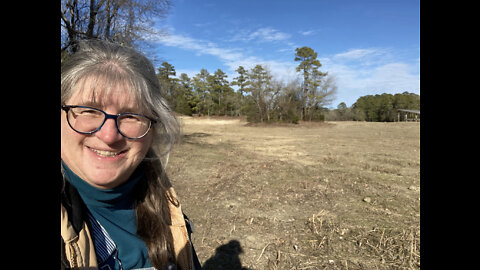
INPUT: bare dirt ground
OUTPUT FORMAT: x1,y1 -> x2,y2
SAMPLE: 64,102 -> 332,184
166,116 -> 420,270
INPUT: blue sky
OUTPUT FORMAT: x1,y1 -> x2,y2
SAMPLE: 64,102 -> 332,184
148,0 -> 420,108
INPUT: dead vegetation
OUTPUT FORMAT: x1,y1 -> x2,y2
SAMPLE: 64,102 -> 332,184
167,117 -> 420,269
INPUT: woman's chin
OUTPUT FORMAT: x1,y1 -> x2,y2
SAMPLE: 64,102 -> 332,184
84,171 -> 126,189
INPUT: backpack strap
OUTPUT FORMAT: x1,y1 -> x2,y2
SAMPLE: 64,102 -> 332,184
183,213 -> 194,236
60,173 -> 87,235
182,213 -> 202,270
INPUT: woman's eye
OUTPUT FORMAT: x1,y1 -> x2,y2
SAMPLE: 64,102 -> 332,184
81,110 -> 100,115
82,110 -> 97,114
121,115 -> 142,122
73,108 -> 102,117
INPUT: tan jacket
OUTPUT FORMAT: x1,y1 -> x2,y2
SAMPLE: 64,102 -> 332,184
61,187 -> 194,270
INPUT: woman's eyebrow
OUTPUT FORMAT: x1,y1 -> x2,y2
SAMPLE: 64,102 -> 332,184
76,100 -> 140,113
75,100 -> 102,108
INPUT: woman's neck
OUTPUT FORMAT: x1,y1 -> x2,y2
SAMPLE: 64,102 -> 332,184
61,160 -> 144,209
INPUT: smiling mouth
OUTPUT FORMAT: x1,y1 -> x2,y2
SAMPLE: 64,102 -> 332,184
88,147 -> 126,157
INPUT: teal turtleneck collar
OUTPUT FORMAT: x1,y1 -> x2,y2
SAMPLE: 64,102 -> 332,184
61,161 -> 142,209
61,160 -> 152,269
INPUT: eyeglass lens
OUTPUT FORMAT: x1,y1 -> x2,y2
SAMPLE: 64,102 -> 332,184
66,106 -> 151,139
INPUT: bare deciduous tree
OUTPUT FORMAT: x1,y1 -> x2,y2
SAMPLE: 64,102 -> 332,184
61,0 -> 171,55
304,74 -> 337,121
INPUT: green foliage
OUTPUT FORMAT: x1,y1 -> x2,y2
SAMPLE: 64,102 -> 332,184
275,85 -> 302,124
354,92 -> 419,122
209,69 -> 235,116
243,98 -> 261,123
231,66 -> 249,95
294,46 -> 329,121
326,92 -> 419,122
157,62 -> 176,80
192,69 -> 211,115
243,65 -> 272,123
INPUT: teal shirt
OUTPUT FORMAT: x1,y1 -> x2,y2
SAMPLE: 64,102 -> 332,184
61,160 -> 152,269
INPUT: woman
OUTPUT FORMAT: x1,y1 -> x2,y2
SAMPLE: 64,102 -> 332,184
60,40 -> 201,270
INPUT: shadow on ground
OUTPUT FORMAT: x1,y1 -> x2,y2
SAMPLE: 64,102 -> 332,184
202,240 -> 250,270
182,132 -> 212,145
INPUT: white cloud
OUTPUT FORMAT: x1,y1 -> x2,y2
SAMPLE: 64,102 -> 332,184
321,48 -> 420,107
370,63 -> 420,91
334,48 -> 379,60
332,48 -> 394,66
299,30 -> 316,36
156,32 -> 243,63
232,27 -> 291,43
249,27 -> 291,42
153,31 -> 299,82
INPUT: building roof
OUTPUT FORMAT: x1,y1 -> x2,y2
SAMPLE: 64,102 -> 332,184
397,109 -> 420,115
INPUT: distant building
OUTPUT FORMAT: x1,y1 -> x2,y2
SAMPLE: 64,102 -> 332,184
397,109 -> 420,122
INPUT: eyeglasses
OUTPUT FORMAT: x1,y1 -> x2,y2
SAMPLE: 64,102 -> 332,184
61,105 -> 157,139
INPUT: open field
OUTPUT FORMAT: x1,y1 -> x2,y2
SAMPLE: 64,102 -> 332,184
166,117 -> 420,270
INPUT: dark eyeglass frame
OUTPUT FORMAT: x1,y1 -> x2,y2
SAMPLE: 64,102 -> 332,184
61,105 -> 157,139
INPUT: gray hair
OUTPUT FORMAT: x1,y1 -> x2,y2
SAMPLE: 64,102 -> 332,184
61,39 -> 180,159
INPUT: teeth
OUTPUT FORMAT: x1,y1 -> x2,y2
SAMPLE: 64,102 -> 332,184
90,148 -> 121,157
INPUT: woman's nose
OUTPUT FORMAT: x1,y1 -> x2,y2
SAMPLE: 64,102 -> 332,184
95,118 -> 123,143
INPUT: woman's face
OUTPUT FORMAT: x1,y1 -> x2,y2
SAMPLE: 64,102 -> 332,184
61,79 -> 153,189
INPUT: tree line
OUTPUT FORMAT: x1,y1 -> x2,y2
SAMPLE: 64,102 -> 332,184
325,92 -> 420,122
158,46 -> 338,124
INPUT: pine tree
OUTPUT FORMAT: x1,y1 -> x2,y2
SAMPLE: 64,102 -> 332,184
192,69 -> 211,116
157,62 -> 177,108
294,46 -> 327,121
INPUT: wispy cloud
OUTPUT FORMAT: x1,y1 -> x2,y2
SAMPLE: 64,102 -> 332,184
232,27 -> 291,43
334,48 -> 379,60
250,27 -> 291,42
193,22 -> 215,28
322,48 -> 420,106
299,30 -> 316,36
332,48 -> 394,66
155,33 -> 243,62
152,31 -> 298,81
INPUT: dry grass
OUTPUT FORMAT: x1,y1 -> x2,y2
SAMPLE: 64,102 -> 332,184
167,117 -> 420,269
